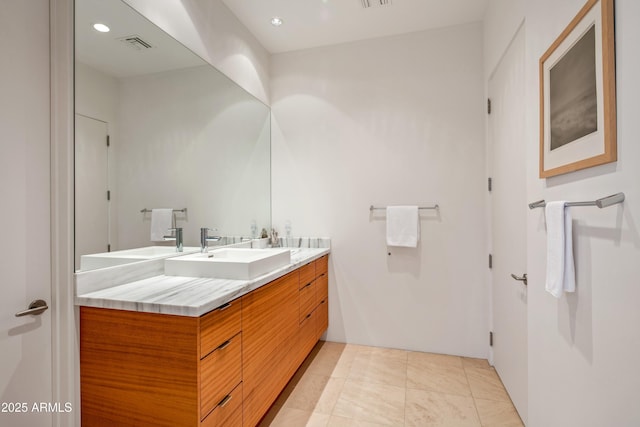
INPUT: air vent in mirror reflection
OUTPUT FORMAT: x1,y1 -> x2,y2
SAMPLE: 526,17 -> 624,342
117,35 -> 154,51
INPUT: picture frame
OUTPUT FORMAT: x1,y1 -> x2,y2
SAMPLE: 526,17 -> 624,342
539,0 -> 616,178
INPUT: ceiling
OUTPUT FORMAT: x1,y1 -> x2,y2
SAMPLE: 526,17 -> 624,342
76,0 -> 204,78
221,0 -> 489,54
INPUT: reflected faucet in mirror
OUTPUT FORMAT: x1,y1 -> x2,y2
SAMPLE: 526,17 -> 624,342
200,228 -> 222,253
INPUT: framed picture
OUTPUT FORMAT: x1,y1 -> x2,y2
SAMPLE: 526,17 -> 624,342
539,0 -> 616,178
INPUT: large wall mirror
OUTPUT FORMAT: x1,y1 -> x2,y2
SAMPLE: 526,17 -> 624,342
74,0 -> 271,271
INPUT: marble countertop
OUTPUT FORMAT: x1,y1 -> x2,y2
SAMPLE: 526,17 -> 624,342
75,248 -> 330,317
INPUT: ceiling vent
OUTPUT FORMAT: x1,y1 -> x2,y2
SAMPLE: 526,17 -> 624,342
360,0 -> 392,8
117,35 -> 154,51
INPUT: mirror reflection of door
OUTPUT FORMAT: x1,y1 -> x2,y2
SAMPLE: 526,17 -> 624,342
75,114 -> 110,269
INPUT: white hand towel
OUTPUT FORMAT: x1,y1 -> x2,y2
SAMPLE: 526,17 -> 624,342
545,201 -> 576,298
386,206 -> 420,248
150,209 -> 173,242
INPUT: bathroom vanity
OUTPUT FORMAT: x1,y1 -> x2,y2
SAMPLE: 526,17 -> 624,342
76,249 -> 329,426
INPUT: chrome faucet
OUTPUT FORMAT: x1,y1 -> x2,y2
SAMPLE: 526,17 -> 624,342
200,228 -> 221,252
164,227 -> 183,252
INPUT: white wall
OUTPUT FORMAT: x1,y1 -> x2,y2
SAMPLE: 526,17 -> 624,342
525,1 -> 640,426
115,65 -> 271,249
483,0 -> 526,78
122,0 -> 270,104
75,62 -> 119,125
271,23 -> 488,357
485,0 -> 640,425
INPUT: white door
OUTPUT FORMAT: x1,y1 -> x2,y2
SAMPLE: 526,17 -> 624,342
0,0 -> 53,425
489,26 -> 528,422
75,114 -> 110,269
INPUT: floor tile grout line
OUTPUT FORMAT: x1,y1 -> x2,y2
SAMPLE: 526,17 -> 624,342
471,396 -> 485,427
462,358 -> 486,426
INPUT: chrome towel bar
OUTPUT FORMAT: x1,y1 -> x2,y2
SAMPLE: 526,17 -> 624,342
370,204 -> 439,211
140,208 -> 187,213
528,192 -> 625,210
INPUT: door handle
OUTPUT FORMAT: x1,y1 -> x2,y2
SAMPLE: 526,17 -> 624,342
510,273 -> 527,286
15,299 -> 49,317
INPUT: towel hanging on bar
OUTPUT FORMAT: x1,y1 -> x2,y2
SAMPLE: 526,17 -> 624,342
386,206 -> 420,248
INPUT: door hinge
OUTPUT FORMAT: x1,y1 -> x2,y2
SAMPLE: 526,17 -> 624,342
489,254 -> 493,269
106,135 -> 110,147
488,177 -> 492,192
487,98 -> 491,114
107,190 -> 111,201
489,331 -> 494,347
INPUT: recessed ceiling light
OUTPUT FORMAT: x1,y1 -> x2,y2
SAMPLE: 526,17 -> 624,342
271,17 -> 283,27
93,23 -> 110,33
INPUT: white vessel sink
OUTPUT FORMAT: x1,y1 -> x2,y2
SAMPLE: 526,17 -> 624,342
164,248 -> 291,280
79,246 -> 199,271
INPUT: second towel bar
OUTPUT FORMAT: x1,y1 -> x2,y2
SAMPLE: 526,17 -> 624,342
140,208 -> 187,214
528,192 -> 624,210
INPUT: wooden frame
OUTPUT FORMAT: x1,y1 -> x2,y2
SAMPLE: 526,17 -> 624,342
539,0 -> 616,178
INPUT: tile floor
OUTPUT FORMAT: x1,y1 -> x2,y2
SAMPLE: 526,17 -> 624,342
259,341 -> 524,427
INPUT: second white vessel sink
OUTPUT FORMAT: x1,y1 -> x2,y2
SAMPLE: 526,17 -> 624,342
164,248 -> 291,280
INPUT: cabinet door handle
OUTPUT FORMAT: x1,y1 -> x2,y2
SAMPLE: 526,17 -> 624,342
302,282 -> 312,289
320,299 -> 326,305
305,313 -> 312,320
218,394 -> 232,408
217,339 -> 231,351
217,302 -> 231,311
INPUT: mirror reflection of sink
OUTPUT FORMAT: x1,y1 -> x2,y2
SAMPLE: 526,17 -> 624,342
79,246 -> 200,271
165,248 -> 291,280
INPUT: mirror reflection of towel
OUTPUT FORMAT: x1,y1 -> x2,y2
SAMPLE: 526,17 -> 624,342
386,206 -> 419,248
151,209 -> 173,242
545,202 -> 575,298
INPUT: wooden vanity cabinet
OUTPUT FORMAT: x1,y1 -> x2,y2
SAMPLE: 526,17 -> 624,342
81,307 -> 201,426
242,255 -> 330,426
80,254 -> 329,427
80,300 -> 242,426
241,271 -> 301,427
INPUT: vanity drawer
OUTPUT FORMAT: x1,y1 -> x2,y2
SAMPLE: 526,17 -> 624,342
200,333 -> 242,419
299,310 -> 318,360
315,273 -> 328,308
299,280 -> 316,323
315,255 -> 328,277
316,299 -> 328,340
200,299 -> 241,358
299,262 -> 316,289
201,382 -> 242,427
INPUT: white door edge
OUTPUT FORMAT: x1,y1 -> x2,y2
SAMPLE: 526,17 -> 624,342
51,0 -> 79,425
